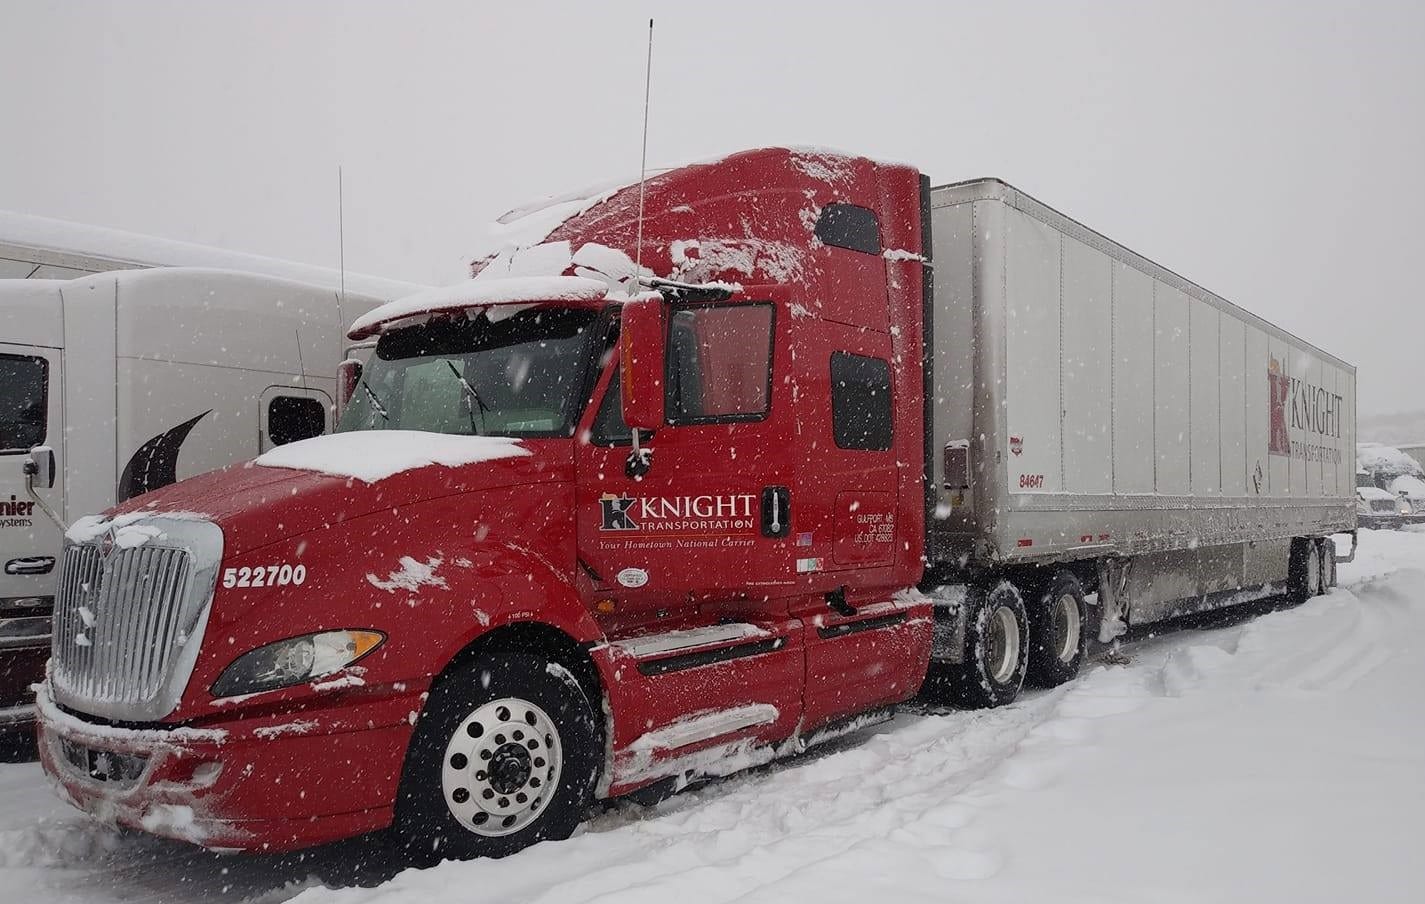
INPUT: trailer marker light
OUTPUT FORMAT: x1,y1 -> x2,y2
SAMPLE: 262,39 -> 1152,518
1017,538 -> 1033,547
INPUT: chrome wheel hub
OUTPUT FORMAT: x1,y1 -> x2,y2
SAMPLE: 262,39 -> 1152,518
441,697 -> 563,837
986,605 -> 1021,684
1054,593 -> 1082,663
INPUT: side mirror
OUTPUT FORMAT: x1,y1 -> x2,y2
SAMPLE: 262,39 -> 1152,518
337,358 -> 363,418
25,445 -> 55,490
620,297 -> 666,430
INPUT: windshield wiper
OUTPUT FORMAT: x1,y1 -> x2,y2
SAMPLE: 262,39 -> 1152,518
446,360 -> 489,434
360,380 -> 390,427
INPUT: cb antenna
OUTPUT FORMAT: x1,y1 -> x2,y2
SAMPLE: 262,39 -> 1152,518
337,165 -> 347,333
632,18 -> 654,296
625,19 -> 657,481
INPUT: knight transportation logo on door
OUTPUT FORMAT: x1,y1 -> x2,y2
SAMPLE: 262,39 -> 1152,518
1267,355 -> 1344,462
597,492 -> 759,553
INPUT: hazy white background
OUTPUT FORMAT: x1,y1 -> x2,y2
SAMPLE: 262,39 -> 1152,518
2,0 -> 1422,415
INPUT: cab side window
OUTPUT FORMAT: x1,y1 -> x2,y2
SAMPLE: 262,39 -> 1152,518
0,353 -> 48,453
665,303 -> 774,424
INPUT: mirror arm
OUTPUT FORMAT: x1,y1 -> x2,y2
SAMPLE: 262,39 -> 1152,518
21,462 -> 66,533
625,431 -> 654,480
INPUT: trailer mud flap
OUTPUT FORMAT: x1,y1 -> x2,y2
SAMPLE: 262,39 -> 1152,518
1334,531 -> 1357,564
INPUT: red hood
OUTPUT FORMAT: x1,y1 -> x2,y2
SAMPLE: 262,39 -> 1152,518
110,437 -> 573,555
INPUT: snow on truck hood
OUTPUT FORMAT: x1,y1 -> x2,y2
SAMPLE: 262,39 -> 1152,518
252,431 -> 530,484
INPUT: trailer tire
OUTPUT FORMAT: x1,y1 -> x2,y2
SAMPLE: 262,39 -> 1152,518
1319,539 -> 1336,593
943,581 -> 1029,709
1288,538 -> 1320,604
1025,572 -> 1088,688
391,651 -> 600,863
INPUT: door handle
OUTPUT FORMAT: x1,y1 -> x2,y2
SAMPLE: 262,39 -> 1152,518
761,486 -> 790,538
5,556 -> 56,576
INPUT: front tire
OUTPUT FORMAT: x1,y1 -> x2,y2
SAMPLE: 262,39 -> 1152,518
392,651 -> 600,862
1025,572 -> 1089,688
942,581 -> 1029,709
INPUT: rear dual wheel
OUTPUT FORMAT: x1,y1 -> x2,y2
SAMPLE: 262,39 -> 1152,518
1025,572 -> 1090,688
1289,538 -> 1324,603
941,581 -> 1030,708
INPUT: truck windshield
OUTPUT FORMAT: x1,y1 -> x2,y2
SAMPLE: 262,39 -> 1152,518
338,306 -> 603,438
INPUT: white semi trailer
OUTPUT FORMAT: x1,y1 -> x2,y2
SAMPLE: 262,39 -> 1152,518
925,180 -> 1355,694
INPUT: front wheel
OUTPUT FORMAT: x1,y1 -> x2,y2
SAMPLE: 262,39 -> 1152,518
392,652 -> 601,862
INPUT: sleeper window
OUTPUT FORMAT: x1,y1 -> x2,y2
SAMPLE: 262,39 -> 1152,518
830,352 -> 892,450
268,396 -> 327,446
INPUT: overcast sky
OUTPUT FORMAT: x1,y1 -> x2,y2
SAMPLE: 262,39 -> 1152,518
3,1 -> 1422,415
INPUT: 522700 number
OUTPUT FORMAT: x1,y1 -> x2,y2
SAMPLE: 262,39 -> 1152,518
222,564 -> 307,589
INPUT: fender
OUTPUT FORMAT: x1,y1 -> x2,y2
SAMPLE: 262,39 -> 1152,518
416,540 -> 606,662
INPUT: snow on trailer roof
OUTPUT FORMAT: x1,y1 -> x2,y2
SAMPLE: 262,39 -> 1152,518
347,275 -> 612,340
0,208 -> 425,299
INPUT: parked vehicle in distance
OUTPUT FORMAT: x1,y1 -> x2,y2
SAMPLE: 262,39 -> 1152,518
37,147 -> 1355,860
1356,442 -> 1425,524
1,267 -> 422,743
1355,480 -> 1407,530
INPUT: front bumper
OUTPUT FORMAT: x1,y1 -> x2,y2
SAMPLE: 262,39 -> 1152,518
0,645 -> 48,737
1358,513 -> 1404,530
36,681 -> 422,852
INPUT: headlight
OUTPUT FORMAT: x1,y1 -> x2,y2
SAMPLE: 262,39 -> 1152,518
1398,499 -> 1413,515
211,630 -> 384,698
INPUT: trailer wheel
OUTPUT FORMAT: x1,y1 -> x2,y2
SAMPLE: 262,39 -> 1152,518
1318,539 -> 1336,593
1025,572 -> 1088,688
943,581 -> 1028,709
391,651 -> 600,862
1288,538 -> 1321,603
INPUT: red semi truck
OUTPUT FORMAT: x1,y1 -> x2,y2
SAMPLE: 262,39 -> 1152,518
36,147 -> 1354,859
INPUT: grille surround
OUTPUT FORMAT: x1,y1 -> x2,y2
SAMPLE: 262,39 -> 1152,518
51,517 -> 223,722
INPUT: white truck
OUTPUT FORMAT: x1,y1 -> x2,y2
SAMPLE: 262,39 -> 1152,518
1,265 -> 425,739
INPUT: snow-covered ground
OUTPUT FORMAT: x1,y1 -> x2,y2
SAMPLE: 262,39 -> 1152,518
4,529 -> 1424,903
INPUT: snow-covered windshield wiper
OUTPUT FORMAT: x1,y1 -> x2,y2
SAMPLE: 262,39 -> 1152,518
446,360 -> 489,434
360,380 -> 390,428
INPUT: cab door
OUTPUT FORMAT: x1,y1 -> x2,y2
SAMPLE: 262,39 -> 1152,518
574,296 -> 805,750
1,344 -> 62,711
576,299 -> 795,618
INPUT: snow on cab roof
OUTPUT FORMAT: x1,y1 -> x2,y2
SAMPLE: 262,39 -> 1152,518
347,275 -> 610,340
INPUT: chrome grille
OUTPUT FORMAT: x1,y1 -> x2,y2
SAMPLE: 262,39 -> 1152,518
1371,499 -> 1397,513
50,517 -> 223,722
